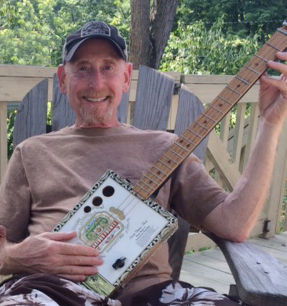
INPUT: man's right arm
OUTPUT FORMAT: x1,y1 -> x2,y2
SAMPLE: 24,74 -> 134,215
0,228 -> 103,282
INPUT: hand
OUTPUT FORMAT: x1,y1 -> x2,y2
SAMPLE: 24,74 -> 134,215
258,51 -> 287,126
0,225 -> 7,269
6,231 -> 103,282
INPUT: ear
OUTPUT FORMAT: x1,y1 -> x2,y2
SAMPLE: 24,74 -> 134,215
57,64 -> 67,94
122,62 -> 132,93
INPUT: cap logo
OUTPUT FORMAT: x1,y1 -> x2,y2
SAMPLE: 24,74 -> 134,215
81,21 -> 111,38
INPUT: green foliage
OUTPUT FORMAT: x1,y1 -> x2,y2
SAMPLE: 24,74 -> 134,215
0,0 -> 130,67
0,0 -> 61,66
176,0 -> 286,39
160,17 -> 260,75
7,109 -> 16,158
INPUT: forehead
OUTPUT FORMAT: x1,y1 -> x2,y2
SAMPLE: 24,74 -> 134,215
71,38 -> 122,62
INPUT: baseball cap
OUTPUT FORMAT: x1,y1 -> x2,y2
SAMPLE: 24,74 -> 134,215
62,21 -> 127,62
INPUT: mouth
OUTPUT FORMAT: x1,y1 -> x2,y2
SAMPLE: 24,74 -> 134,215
83,96 -> 110,103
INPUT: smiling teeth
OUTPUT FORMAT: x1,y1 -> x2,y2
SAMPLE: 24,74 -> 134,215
85,97 -> 107,102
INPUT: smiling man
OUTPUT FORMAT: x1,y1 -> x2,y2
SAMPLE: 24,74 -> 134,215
0,21 -> 287,306
58,37 -> 131,128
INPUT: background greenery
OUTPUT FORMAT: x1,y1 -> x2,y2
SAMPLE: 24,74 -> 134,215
1,0 -> 286,158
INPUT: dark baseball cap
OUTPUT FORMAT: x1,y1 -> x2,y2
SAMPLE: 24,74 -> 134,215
62,21 -> 127,62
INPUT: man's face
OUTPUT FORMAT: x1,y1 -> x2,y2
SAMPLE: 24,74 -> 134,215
57,39 -> 131,128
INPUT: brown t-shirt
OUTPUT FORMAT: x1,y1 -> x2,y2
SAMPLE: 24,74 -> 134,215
0,124 -> 227,296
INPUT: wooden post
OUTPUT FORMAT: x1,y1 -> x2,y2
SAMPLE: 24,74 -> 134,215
232,103 -> 246,171
261,119 -> 287,238
0,102 -> 7,183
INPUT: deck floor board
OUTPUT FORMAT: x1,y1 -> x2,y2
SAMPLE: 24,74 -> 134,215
180,232 -> 287,294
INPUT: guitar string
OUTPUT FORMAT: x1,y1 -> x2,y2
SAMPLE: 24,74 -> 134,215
134,28 -> 287,198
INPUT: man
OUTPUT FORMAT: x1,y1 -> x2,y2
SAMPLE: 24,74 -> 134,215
0,21 -> 286,305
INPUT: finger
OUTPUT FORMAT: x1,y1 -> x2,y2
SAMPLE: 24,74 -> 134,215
59,254 -> 103,267
276,51 -> 287,61
55,242 -> 100,257
42,231 -> 77,242
267,60 -> 287,75
260,74 -> 287,95
55,264 -> 99,277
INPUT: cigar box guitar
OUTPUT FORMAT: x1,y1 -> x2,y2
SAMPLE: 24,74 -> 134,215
53,21 -> 287,297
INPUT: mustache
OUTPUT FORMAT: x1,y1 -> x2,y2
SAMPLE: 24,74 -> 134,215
79,90 -> 112,98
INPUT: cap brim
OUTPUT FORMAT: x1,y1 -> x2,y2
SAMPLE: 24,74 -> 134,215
64,36 -> 126,62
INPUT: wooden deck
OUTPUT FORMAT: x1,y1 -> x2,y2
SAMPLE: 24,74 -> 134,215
180,232 -> 287,294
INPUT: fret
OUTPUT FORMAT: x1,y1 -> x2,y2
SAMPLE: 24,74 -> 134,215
174,141 -> 190,152
194,121 -> 209,131
170,148 -> 184,158
218,96 -> 233,106
202,113 -> 217,123
163,153 -> 179,164
265,41 -> 281,52
235,75 -> 250,86
138,178 -> 154,190
226,86 -> 241,96
143,174 -> 159,186
254,54 -> 269,63
244,65 -> 260,75
135,24 -> 287,200
278,28 -> 287,36
187,128 -> 203,139
153,165 -> 167,176
181,134 -> 196,146
134,184 -> 149,195
159,158 -> 174,170
147,169 -> 162,180
209,104 -> 224,114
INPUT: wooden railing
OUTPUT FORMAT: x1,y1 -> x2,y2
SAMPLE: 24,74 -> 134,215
0,64 -> 286,249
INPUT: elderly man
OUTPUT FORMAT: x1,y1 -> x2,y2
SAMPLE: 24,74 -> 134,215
0,21 -> 287,306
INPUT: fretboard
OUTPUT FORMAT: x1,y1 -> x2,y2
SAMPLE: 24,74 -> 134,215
133,22 -> 287,200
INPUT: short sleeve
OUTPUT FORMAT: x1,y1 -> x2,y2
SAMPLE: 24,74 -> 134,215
0,147 -> 31,242
169,153 -> 228,230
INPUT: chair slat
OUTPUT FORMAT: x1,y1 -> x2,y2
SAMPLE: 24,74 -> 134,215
175,84 -> 208,161
52,74 -> 75,131
13,79 -> 48,147
132,65 -> 174,130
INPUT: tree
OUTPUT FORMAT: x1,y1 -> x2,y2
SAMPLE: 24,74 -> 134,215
160,18 -> 260,75
176,0 -> 287,39
129,0 -> 179,69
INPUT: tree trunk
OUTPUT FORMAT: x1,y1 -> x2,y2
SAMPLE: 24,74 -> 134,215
129,0 -> 179,69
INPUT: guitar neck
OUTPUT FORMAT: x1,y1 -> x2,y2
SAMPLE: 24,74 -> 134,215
133,22 -> 287,200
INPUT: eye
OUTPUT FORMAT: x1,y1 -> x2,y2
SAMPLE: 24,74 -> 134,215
103,65 -> 113,71
79,66 -> 88,71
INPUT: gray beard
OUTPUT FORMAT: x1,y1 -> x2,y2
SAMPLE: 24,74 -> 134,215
78,103 -> 114,126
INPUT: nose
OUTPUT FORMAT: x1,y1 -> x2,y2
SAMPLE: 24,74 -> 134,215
88,70 -> 105,90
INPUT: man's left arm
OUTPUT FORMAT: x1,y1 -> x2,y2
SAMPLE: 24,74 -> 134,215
202,51 -> 287,242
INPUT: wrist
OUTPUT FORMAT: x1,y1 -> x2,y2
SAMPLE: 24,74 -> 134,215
258,117 -> 283,139
0,242 -> 19,275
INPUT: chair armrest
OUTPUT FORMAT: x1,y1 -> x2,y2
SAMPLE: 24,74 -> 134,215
206,233 -> 287,306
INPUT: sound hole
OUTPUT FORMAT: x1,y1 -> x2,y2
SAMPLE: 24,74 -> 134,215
103,186 -> 115,197
84,206 -> 91,213
92,196 -> 103,207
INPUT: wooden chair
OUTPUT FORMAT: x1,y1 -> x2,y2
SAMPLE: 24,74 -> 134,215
12,65 -> 287,306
